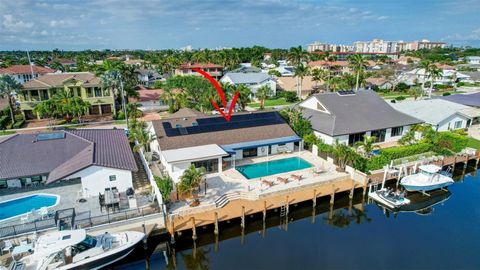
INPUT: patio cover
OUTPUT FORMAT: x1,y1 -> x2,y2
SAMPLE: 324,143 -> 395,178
162,144 -> 228,163
220,135 -> 302,153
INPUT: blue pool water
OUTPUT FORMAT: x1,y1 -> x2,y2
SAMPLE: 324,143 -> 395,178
0,194 -> 59,221
236,157 -> 313,179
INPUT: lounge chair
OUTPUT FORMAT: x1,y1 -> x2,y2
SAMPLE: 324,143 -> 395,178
291,174 -> 302,181
312,167 -> 324,174
277,177 -> 289,184
1,240 -> 13,255
261,179 -> 274,187
39,207 -> 49,220
20,212 -> 30,224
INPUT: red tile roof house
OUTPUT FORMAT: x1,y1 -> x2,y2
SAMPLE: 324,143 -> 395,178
0,65 -> 55,84
129,86 -> 168,112
0,129 -> 138,198
174,63 -> 224,80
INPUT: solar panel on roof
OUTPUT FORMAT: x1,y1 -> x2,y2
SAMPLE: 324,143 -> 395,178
36,132 -> 66,141
179,127 -> 188,135
337,90 -> 356,96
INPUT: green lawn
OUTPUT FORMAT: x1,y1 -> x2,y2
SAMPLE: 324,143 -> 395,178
0,130 -> 16,136
467,137 -> 480,150
248,98 -> 293,108
379,92 -> 413,99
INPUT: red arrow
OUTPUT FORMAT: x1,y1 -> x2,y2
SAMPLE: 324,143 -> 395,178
192,68 -> 239,122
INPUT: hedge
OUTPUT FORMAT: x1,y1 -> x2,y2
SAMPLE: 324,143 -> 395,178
366,143 -> 434,171
434,132 -> 468,153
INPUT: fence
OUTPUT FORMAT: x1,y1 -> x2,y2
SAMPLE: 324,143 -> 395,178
0,205 -> 160,240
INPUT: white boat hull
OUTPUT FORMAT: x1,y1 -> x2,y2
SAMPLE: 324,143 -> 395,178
400,172 -> 454,192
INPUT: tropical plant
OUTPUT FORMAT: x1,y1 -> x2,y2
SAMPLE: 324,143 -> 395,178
348,54 -> 369,91
178,164 -> 206,197
33,90 -> 91,122
100,70 -> 122,116
255,85 -> 273,110
128,120 -> 155,152
334,142 -> 358,171
236,84 -> 252,110
409,86 -> 423,100
0,75 -> 22,125
354,136 -> 379,158
293,63 -> 310,98
154,175 -> 174,202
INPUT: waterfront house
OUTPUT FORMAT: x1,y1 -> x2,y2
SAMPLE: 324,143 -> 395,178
397,68 -> 470,86
0,65 -> 54,84
148,110 -> 301,182
0,129 -> 137,197
300,90 -> 423,146
220,72 -> 276,97
276,76 -> 318,97
465,56 -> 480,65
137,68 -> 164,87
391,99 -> 480,131
365,77 -> 394,90
174,63 -> 223,80
20,72 -> 114,120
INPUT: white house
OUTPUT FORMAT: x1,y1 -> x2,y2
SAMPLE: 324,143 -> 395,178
0,130 -> 138,197
220,72 -> 276,97
465,56 -> 480,65
300,90 -> 423,146
397,68 -> 470,86
148,110 -> 301,182
391,99 -> 480,131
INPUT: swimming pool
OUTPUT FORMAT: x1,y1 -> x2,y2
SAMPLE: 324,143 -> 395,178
236,157 -> 313,179
0,194 -> 60,222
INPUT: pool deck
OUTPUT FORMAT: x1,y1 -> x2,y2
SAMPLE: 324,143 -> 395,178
167,151 -> 362,233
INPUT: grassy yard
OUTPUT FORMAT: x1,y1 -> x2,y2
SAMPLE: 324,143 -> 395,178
248,98 -> 294,108
0,130 -> 16,136
467,137 -> 480,150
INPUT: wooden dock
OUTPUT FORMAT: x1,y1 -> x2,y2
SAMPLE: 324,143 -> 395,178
167,177 -> 364,236
369,153 -> 480,184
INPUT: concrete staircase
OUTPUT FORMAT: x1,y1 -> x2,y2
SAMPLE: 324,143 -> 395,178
214,191 -> 259,208
132,152 -> 151,193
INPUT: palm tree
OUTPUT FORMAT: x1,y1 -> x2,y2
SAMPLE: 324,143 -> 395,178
293,63 -> 310,99
0,75 -> 22,125
287,46 -> 309,66
310,68 -> 324,89
255,85 -> 273,110
69,97 -> 91,123
334,142 -> 357,171
348,54 -> 369,91
236,84 -> 252,110
427,66 -> 442,99
131,124 -> 155,152
354,136 -> 379,158
178,164 -> 206,197
418,60 -> 434,92
100,70 -> 122,117
409,86 -> 423,100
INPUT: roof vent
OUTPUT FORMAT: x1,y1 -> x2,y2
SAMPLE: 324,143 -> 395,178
35,132 -> 66,142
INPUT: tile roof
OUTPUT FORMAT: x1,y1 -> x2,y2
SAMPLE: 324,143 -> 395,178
308,60 -> 349,67
0,129 -> 137,183
0,65 -> 54,75
152,110 -> 297,150
22,72 -> 100,89
276,76 -> 320,92
301,90 -> 423,136
132,89 -> 164,102
178,63 -> 223,69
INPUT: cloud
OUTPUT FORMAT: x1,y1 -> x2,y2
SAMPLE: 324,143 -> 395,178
49,20 -> 75,28
444,27 -> 480,42
2,14 -> 33,32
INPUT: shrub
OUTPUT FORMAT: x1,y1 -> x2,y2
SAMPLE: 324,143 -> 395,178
154,175 -> 174,203
303,133 -> 319,149
442,92 -> 451,96
395,96 -> 406,101
12,120 -> 24,129
366,143 -> 434,171
117,110 -> 126,120
434,132 -> 468,153
457,82 -> 465,87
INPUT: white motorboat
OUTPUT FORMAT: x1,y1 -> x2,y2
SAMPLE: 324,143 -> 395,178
369,188 -> 411,209
400,164 -> 454,192
11,229 -> 144,270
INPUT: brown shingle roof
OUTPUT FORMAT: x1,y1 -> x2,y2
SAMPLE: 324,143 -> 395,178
0,65 -> 54,75
179,62 -> 223,69
0,129 -> 137,183
152,111 -> 297,151
23,72 -> 101,89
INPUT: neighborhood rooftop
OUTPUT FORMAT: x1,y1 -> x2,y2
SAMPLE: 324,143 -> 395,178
151,111 -> 298,151
437,92 -> 480,108
222,72 -> 272,84
0,65 -> 54,75
0,129 -> 137,183
301,90 -> 423,136
22,72 -> 100,89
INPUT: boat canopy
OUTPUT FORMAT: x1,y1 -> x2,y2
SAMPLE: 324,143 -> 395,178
419,164 -> 441,174
34,229 -> 87,257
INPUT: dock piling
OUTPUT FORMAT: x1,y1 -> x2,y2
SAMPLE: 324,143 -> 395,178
263,201 -> 267,222
241,206 -> 245,229
349,184 -> 354,199
214,212 -> 219,235
312,189 -> 317,207
330,186 -> 335,206
191,217 -> 197,241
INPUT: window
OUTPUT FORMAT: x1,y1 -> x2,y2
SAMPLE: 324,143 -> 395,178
391,126 -> 404,137
109,175 -> 117,181
94,87 -> 102,97
103,88 -> 110,97
371,129 -> 387,143
192,158 -> 219,173
454,121 -> 463,129
348,132 -> 365,146
243,148 -> 258,158
86,88 -> 94,98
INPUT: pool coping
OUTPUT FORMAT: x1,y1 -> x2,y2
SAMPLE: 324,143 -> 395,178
0,193 -> 61,223
235,157 -> 314,180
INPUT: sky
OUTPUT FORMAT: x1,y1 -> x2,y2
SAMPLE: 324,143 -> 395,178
0,0 -> 479,50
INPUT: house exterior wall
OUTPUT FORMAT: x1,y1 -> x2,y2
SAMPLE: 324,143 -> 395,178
220,76 -> 276,97
436,114 -> 469,131
66,166 -> 134,198
313,125 -> 412,145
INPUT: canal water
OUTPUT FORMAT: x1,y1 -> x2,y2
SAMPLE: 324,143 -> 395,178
108,167 -> 480,270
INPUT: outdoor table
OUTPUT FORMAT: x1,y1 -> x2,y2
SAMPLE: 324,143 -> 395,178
11,243 -> 33,259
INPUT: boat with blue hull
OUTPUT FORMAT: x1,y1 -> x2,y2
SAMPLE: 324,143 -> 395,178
400,164 -> 454,192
